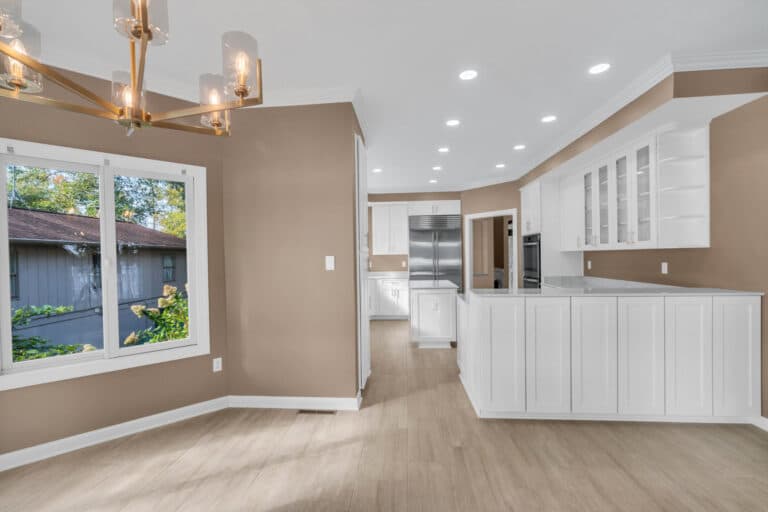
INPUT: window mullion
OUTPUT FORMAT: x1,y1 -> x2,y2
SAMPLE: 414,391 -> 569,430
0,154 -> 12,371
100,161 -> 120,359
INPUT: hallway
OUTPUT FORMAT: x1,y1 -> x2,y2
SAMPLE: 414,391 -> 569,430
1,320 -> 768,511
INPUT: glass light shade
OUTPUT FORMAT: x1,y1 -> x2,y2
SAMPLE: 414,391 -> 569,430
0,0 -> 22,39
198,73 -> 228,129
113,0 -> 169,46
222,31 -> 259,100
0,21 -> 42,94
111,70 -> 146,113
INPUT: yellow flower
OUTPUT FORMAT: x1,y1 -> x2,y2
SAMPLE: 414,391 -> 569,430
162,284 -> 177,297
147,308 -> 160,315
158,297 -> 175,308
123,332 -> 138,345
82,344 -> 97,352
130,304 -> 146,317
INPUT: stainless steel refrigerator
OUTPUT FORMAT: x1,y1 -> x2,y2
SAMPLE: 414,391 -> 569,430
408,215 -> 462,288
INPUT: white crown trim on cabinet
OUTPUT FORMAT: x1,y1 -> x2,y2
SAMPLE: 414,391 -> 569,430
0,393 -> 363,473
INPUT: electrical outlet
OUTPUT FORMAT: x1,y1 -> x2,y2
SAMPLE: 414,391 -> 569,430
212,357 -> 222,373
587,260 -> 592,270
401,260 -> 407,268
661,262 -> 669,275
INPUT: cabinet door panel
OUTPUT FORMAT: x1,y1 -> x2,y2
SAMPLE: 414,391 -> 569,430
392,279 -> 409,316
487,298 -> 526,412
526,298 -> 571,413
413,292 -> 455,339
665,297 -> 713,416
618,297 -> 665,415
371,205 -> 390,255
572,297 -> 618,414
713,296 -> 761,417
560,175 -> 584,251
389,204 -> 409,254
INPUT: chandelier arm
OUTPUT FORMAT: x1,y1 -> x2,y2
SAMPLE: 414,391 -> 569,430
149,60 -> 263,123
0,40 -> 121,116
0,88 -> 119,120
150,120 -> 229,137
129,39 -> 137,92
135,33 -> 149,98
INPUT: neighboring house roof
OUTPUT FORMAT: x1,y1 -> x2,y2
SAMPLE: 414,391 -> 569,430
8,208 -> 186,249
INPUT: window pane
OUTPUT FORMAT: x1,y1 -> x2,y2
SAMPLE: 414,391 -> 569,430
114,175 -> 189,348
6,165 -> 103,362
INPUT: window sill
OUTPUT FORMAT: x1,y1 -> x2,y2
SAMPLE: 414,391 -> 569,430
0,343 -> 210,391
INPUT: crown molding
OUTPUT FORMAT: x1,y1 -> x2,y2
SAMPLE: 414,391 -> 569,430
671,49 -> 768,72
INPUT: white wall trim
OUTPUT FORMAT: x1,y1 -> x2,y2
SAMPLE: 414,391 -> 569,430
751,416 -> 768,433
0,393 -> 364,473
228,394 -> 361,411
671,49 -> 768,72
0,397 -> 229,473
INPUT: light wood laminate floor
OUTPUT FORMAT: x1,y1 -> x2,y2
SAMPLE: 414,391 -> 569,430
2,320 -> 768,511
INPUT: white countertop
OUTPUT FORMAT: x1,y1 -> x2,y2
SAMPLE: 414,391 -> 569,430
472,276 -> 762,297
368,271 -> 409,279
409,280 -> 459,290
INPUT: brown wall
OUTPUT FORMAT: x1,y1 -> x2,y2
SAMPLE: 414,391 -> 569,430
222,104 -> 360,398
585,95 -> 768,416
0,73 -> 229,454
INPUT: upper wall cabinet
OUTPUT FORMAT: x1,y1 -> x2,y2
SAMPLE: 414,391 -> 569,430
407,200 -> 461,216
371,203 -> 409,255
520,180 -> 541,235
559,126 -> 708,252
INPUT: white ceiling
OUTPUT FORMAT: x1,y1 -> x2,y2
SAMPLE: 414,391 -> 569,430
19,1 -> 768,192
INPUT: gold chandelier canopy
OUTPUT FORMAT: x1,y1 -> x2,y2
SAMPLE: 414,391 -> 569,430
0,0 -> 263,136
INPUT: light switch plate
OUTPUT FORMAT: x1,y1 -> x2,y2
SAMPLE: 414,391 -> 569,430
325,255 -> 335,271
661,262 -> 669,275
212,357 -> 223,373
587,260 -> 592,270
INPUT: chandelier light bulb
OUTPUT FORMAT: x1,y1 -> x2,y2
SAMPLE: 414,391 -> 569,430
8,38 -> 24,80
121,86 -> 133,109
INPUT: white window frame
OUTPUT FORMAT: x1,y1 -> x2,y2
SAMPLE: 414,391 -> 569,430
0,138 -> 210,391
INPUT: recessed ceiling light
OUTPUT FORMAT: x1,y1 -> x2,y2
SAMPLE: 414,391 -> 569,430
588,63 -> 611,75
438,146 -> 450,153
541,115 -> 557,123
371,168 -> 382,173
429,179 -> 438,184
459,69 -> 478,80
432,166 -> 442,171
445,119 -> 460,127
513,144 -> 526,151
495,163 -> 506,169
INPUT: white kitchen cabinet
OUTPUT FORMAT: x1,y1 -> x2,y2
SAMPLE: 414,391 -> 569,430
665,297 -> 713,416
368,276 -> 409,318
456,295 -> 468,373
713,296 -> 761,417
571,297 -> 618,414
486,298 -> 526,412
520,180 -> 541,235
410,288 -> 457,347
525,297 -> 571,413
618,297 -> 665,415
559,173 -> 584,251
370,202 -> 409,255
626,139 -> 657,248
407,200 -> 461,216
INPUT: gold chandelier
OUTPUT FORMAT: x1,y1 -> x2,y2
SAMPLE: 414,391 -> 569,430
0,0 -> 263,136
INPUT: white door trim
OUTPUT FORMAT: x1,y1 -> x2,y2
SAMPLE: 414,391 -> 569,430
464,208 -> 518,296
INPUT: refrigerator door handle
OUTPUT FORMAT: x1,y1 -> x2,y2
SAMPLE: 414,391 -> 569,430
435,231 -> 440,279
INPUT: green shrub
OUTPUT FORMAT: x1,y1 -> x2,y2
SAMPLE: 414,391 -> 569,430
11,305 -> 90,362
125,284 -> 189,346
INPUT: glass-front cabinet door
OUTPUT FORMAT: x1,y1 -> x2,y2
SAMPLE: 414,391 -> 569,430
615,155 -> 629,245
597,164 -> 610,246
630,140 -> 656,248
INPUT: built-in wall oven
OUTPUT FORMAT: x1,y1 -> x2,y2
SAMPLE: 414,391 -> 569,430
522,234 -> 541,288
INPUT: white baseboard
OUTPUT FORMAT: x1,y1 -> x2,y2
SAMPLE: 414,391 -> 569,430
228,394 -> 361,411
476,410 -> 756,424
0,392 -> 363,473
751,416 -> 768,432
0,396 -> 229,473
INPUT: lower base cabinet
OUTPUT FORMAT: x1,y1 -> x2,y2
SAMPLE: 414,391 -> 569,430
525,297 -> 571,413
464,293 -> 761,422
713,296 -> 762,417
369,277 -> 409,318
618,297 -> 665,415
572,297 -> 618,414
410,289 -> 457,344
665,297 -> 713,416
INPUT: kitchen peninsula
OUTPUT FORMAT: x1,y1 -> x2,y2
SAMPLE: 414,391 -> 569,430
458,277 -> 762,426
410,280 -> 458,348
